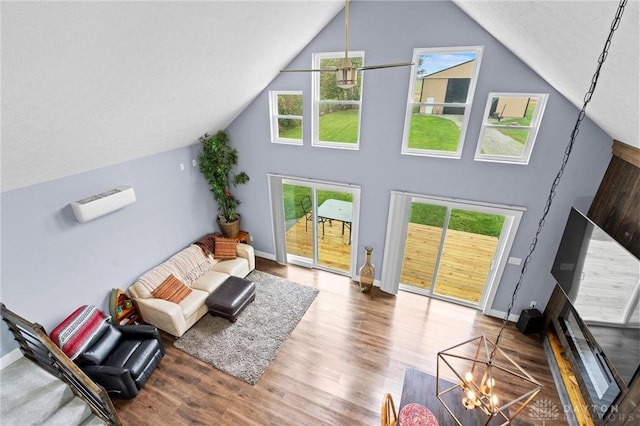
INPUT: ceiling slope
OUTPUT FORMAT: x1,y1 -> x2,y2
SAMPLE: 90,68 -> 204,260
1,1 -> 637,192
1,1 -> 343,192
452,0 -> 639,148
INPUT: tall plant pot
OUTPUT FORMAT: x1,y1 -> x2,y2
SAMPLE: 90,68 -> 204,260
218,218 -> 240,238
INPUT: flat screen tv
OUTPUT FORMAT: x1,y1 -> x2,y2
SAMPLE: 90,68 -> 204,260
551,207 -> 640,390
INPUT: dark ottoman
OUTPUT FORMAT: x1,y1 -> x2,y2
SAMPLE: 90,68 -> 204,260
205,276 -> 256,322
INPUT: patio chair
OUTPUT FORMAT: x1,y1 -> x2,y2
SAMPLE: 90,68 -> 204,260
300,195 -> 331,235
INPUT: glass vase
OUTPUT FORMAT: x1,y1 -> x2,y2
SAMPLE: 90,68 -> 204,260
359,246 -> 375,293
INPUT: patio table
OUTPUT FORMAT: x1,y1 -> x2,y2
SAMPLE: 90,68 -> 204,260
318,199 -> 352,242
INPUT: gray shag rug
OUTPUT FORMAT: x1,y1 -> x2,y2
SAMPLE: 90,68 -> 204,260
173,270 -> 318,384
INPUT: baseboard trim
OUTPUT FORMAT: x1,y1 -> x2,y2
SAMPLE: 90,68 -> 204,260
0,348 -> 23,370
254,253 -> 515,315
354,275 -> 382,289
254,250 -> 275,261
486,308 -> 519,323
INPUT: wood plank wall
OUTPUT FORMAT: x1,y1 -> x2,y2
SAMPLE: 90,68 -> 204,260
593,141 -> 640,426
588,140 -> 640,258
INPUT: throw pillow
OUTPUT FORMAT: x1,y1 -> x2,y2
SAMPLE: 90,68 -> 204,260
152,274 -> 192,304
194,233 -> 219,257
214,236 -> 237,260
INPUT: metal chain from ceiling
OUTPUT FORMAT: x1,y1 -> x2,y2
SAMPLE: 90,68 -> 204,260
490,0 -> 628,359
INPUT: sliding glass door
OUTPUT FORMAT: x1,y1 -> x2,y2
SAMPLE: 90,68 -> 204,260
279,178 -> 359,275
382,191 -> 523,311
401,198 -> 515,308
282,183 -> 314,261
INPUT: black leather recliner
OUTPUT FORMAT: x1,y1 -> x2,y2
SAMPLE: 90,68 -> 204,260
74,323 -> 164,399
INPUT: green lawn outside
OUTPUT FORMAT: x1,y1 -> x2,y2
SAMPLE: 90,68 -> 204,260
282,188 -> 502,237
278,120 -> 302,139
283,185 -> 353,221
280,110 -> 360,143
283,109 -> 462,151
408,114 -> 460,151
283,185 -> 311,221
410,203 -> 447,227
319,109 -> 359,143
498,128 -> 529,144
410,203 -> 504,237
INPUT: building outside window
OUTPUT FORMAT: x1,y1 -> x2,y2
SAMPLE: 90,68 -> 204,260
401,46 -> 483,158
474,93 -> 549,164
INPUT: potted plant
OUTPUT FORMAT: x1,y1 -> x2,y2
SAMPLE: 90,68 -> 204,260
198,130 -> 250,237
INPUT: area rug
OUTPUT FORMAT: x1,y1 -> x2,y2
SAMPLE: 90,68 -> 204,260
173,270 -> 318,384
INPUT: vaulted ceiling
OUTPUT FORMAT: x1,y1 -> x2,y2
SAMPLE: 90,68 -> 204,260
454,0 -> 639,149
1,1 -> 638,192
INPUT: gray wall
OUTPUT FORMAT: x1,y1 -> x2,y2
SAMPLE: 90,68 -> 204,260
1,145 -> 216,356
226,1 -> 611,314
1,1 -> 613,358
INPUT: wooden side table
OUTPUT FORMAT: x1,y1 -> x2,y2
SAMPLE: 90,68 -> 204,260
235,230 -> 250,244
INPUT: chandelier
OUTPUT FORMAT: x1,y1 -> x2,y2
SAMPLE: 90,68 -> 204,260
435,0 -> 627,424
436,335 -> 542,425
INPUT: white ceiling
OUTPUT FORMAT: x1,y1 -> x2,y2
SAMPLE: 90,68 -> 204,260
453,0 -> 639,149
1,0 -> 638,192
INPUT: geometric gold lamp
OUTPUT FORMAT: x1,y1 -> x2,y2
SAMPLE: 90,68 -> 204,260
436,334 -> 542,425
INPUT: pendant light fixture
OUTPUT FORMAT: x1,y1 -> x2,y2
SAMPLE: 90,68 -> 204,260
437,335 -> 542,424
280,0 -> 413,89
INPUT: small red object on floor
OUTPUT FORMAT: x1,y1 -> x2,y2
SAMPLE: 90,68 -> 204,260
398,403 -> 439,426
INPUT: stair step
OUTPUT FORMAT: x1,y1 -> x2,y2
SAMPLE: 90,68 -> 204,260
43,396 -> 95,426
82,414 -> 110,426
1,357 -> 105,425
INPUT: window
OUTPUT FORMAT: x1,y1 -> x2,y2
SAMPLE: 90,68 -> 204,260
312,52 -> 364,149
269,91 -> 303,145
474,93 -> 548,164
401,46 -> 483,158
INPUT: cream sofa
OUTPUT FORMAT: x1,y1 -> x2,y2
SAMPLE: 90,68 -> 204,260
128,242 -> 255,337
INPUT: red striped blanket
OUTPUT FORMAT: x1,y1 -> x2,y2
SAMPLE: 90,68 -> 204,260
50,305 -> 110,360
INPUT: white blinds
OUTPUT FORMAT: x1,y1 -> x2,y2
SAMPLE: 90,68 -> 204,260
379,191 -> 412,294
267,174 -> 287,264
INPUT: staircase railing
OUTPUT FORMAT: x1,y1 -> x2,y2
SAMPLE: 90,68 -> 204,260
1,303 -> 121,426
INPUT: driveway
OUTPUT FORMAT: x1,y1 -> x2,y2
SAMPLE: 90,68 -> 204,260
438,114 -> 525,157
477,128 -> 524,156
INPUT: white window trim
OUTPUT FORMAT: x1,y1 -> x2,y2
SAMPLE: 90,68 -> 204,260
312,51 -> 364,150
474,92 -> 549,165
269,90 -> 303,145
401,46 -> 484,159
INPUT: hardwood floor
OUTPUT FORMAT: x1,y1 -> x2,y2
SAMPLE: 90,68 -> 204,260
113,258 -> 565,425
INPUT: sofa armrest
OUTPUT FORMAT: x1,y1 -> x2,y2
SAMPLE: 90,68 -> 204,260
132,298 -> 187,337
81,364 -> 139,398
116,324 -> 161,341
236,243 -> 255,272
